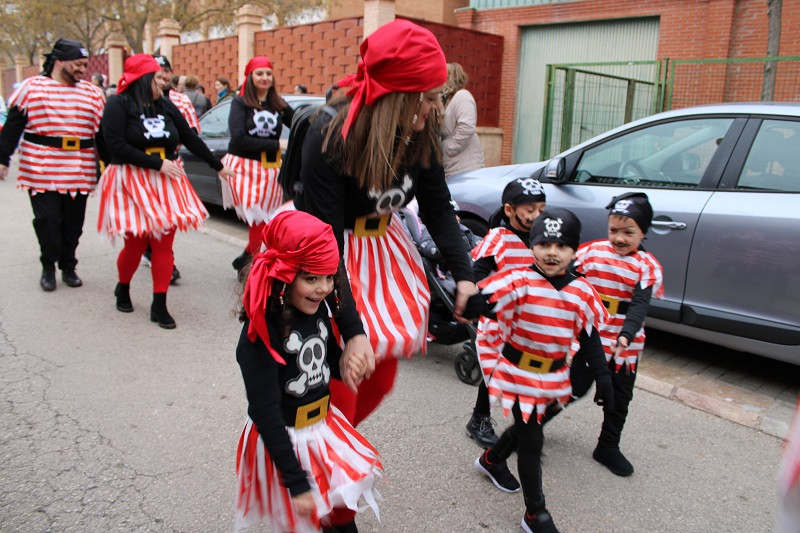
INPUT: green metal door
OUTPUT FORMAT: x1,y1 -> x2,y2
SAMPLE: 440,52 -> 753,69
515,17 -> 660,163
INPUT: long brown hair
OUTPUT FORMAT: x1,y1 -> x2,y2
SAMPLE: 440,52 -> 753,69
322,92 -> 442,192
242,72 -> 287,111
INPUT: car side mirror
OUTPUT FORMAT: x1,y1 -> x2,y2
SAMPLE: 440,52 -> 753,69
544,157 -> 566,183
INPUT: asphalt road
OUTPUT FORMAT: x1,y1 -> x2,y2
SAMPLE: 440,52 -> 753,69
0,179 -> 785,532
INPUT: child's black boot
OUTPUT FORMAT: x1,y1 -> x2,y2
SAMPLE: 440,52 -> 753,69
466,410 -> 499,448
593,445 -> 633,476
150,292 -> 176,329
115,282 -> 133,312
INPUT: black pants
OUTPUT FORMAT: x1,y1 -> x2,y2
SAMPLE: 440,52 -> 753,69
543,348 -> 637,448
473,380 -> 490,416
488,402 -> 546,513
29,191 -> 87,271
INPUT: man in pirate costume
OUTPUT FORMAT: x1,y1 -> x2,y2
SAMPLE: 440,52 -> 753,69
467,208 -> 614,533
569,192 -> 663,477
465,176 -> 546,448
0,39 -> 105,291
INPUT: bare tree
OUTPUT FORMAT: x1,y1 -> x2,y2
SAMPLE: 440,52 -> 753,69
762,0 -> 782,101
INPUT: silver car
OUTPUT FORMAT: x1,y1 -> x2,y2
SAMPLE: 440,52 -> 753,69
448,103 -> 800,365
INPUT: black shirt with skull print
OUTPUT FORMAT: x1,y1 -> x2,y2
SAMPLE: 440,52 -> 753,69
236,303 -> 343,497
226,95 -> 293,162
100,93 -> 223,171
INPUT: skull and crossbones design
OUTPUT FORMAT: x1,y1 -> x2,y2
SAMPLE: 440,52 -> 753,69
368,174 -> 413,215
542,217 -> 563,238
613,199 -> 633,214
249,109 -> 279,137
141,115 -> 170,139
284,319 -> 330,397
517,177 -> 544,196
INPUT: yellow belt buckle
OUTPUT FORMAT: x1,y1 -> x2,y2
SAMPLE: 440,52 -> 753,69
353,214 -> 390,238
260,150 -> 282,169
62,136 -> 80,150
145,146 -> 166,160
294,394 -> 329,429
600,294 -> 620,315
518,352 -> 553,373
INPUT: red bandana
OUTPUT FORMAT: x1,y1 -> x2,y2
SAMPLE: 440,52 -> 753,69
240,56 -> 274,95
242,210 -> 340,364
117,54 -> 161,94
339,19 -> 447,139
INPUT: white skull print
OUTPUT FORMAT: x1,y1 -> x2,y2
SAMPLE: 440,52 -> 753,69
518,178 -> 544,196
284,320 -> 330,397
249,109 -> 279,137
543,217 -> 563,238
368,174 -> 413,215
613,199 -> 633,213
141,114 -> 170,139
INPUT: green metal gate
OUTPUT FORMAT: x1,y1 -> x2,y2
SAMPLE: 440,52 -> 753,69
540,56 -> 800,160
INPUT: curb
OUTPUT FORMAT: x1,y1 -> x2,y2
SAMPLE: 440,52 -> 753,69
635,372 -> 790,439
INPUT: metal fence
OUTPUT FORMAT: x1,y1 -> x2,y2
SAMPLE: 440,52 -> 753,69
540,56 -> 800,160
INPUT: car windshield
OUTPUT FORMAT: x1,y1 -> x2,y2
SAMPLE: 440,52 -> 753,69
573,117 -> 734,188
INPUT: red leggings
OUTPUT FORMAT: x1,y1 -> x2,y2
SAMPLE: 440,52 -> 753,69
117,231 -> 176,293
245,222 -> 266,255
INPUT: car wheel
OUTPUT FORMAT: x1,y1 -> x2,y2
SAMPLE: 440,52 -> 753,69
459,216 -> 489,238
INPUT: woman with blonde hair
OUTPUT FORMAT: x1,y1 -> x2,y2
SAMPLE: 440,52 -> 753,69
441,62 -> 485,179
296,19 -> 478,426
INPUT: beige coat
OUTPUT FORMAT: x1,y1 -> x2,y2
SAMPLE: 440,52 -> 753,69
441,89 -> 485,179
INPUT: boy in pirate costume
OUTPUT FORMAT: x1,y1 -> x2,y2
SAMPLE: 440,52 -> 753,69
466,176 -> 546,448
570,192 -> 663,477
468,208 -> 614,533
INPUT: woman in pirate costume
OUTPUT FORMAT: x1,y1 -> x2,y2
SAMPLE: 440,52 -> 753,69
97,54 -> 233,328
296,19 -> 478,426
235,210 -> 382,532
222,56 -> 295,274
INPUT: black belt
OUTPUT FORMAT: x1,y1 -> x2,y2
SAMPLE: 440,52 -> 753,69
23,132 -> 94,150
144,146 -> 179,161
282,394 -> 330,428
599,294 -> 630,315
502,345 -> 567,374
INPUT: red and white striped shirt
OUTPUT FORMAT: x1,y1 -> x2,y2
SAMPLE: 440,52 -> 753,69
169,90 -> 201,133
575,239 -> 664,370
8,76 -> 105,194
476,268 -> 607,422
472,227 -> 534,273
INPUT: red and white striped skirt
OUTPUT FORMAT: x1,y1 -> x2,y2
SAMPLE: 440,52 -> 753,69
220,154 -> 284,225
97,163 -> 208,240
235,406 -> 382,532
344,215 -> 431,360
476,317 -> 572,424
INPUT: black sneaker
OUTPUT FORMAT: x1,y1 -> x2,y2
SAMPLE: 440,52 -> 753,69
521,510 -> 559,533
474,452 -> 520,493
466,412 -> 499,448
593,445 -> 634,477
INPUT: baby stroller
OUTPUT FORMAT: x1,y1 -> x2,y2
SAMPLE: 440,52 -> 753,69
397,207 -> 482,385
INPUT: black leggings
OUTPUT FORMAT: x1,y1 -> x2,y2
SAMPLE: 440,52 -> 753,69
29,190 -> 87,271
487,402 -> 546,513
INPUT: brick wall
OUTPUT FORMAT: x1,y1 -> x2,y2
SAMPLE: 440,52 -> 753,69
253,17 -> 364,95
172,35 -> 239,105
463,0 -> 800,164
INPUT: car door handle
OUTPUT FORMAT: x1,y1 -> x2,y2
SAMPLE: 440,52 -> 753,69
651,220 -> 687,230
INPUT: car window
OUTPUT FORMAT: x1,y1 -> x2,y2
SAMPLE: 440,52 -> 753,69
572,118 -> 734,188
198,101 -> 231,139
736,119 -> 800,192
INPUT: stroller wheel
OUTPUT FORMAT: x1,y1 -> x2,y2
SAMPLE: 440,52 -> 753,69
454,350 -> 481,385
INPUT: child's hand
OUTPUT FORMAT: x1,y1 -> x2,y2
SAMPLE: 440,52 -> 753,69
593,374 -> 615,412
341,334 -> 375,393
292,491 -> 316,517
612,336 -> 632,374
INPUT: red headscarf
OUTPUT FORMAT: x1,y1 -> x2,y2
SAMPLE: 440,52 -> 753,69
117,53 -> 161,94
242,210 -> 340,364
338,19 -> 447,139
240,56 -> 274,95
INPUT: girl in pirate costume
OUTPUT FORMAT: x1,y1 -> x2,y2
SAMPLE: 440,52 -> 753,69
97,54 -> 233,328
222,56 -> 295,274
466,209 -> 614,533
235,210 -> 382,533
465,176 -> 546,449
296,19 -> 477,426
569,192 -> 663,477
